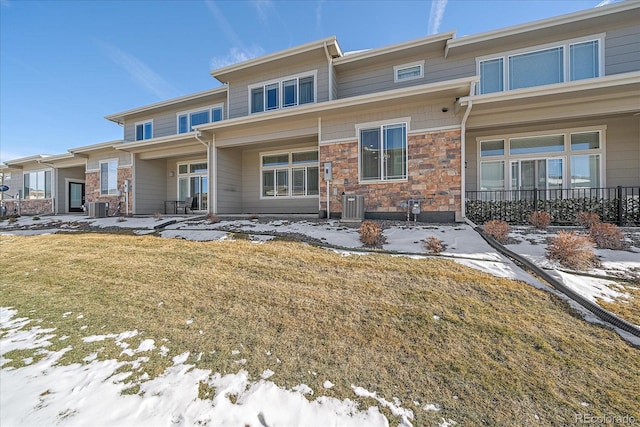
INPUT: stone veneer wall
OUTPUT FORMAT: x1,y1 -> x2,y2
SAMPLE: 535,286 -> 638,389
85,167 -> 133,215
1,199 -> 54,216
319,129 -> 461,220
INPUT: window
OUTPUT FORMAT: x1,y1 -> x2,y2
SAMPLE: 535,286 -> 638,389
359,123 -> 407,182
477,129 -> 604,192
394,61 -> 424,82
23,170 -> 52,199
261,149 -> 319,198
478,35 -> 603,94
249,72 -> 316,114
135,121 -> 153,141
100,160 -> 118,195
177,105 -> 223,133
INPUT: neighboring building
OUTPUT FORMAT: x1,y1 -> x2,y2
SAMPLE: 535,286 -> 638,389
2,2 -> 639,221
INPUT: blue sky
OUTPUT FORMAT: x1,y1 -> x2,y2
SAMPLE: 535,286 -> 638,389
0,0 -> 616,163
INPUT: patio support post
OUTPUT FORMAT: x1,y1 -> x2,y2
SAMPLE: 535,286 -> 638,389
618,186 -> 623,226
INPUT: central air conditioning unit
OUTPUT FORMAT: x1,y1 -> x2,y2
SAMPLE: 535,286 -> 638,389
87,202 -> 108,218
341,194 -> 365,222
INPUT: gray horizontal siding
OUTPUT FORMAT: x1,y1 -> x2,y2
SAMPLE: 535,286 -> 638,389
134,158 -> 166,214
605,25 -> 640,75
216,148 -> 243,214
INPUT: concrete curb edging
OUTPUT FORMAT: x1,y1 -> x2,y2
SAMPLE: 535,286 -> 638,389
472,225 -> 640,339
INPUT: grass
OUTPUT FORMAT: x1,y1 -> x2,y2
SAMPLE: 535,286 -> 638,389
598,282 -> 640,327
1,233 -> 639,425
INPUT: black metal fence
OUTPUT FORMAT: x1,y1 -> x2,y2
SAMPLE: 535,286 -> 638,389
465,186 -> 640,226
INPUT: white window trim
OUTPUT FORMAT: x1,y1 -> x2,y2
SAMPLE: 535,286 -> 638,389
176,104 -> 224,133
476,125 -> 606,190
259,148 -> 319,199
476,33 -> 605,94
394,60 -> 425,83
248,70 -> 318,115
99,159 -> 119,196
356,118 -> 410,184
134,119 -> 153,141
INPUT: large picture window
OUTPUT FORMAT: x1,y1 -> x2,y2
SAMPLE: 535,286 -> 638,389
23,170 -> 52,199
359,123 -> 407,182
250,72 -> 316,114
478,129 -> 604,193
100,160 -> 118,195
261,150 -> 319,198
478,35 -> 602,94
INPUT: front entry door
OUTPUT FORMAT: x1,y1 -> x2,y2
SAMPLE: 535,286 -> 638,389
69,182 -> 85,212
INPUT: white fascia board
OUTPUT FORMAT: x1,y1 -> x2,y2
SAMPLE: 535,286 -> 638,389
334,31 -> 456,66
68,140 -> 124,154
210,37 -> 341,80
196,76 -> 478,132
3,154 -> 50,167
459,72 -> 640,106
105,87 -> 228,123
446,1 -> 639,54
113,132 -> 198,151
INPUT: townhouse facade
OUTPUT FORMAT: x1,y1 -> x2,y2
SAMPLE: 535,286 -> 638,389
2,2 -> 639,222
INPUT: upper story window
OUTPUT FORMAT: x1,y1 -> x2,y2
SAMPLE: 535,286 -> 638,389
394,61 -> 424,83
100,160 -> 118,195
23,170 -> 52,199
359,121 -> 408,182
477,35 -> 603,95
249,71 -> 316,114
135,120 -> 153,141
177,105 -> 223,134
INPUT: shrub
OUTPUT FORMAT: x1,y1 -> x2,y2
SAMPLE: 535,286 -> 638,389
589,222 -> 624,250
576,212 -> 601,229
484,220 -> 510,244
207,213 -> 221,224
528,211 -> 551,229
546,231 -> 598,270
425,236 -> 445,254
153,212 -> 164,221
359,220 -> 383,247
33,216 -> 40,221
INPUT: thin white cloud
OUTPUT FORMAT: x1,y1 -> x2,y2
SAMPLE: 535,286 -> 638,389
595,0 -> 623,6
97,41 -> 181,100
315,0 -> 324,32
251,0 -> 273,22
205,0 -> 244,48
0,0 -> 11,8
427,0 -> 448,35
210,45 -> 265,70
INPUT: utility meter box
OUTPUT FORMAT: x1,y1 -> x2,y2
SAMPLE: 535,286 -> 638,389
411,201 -> 421,215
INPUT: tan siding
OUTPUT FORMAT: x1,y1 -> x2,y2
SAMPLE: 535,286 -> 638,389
215,117 -> 318,148
134,158 -> 167,214
320,98 -> 460,142
57,166 -> 85,213
216,148 -> 242,214
87,150 -> 132,170
2,168 -> 23,199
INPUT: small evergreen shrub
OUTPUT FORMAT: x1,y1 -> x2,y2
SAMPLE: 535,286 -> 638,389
589,222 -> 624,250
33,216 -> 40,221
484,220 -> 510,244
528,211 -> 551,229
359,221 -> 383,247
576,212 -> 601,229
425,236 -> 445,254
546,231 -> 598,270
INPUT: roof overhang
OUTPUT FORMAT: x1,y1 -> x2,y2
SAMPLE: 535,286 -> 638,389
105,87 -> 227,124
210,37 -> 342,83
114,133 -> 207,160
335,31 -> 455,71
445,2 -> 640,58
460,72 -> 640,129
69,140 -> 123,154
197,76 -> 478,134
3,155 -> 51,169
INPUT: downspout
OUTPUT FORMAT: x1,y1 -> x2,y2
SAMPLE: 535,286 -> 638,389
460,81 -> 475,221
194,130 -> 214,214
323,42 -> 333,101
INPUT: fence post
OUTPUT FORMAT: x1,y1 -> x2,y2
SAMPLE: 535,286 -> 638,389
617,186 -> 623,226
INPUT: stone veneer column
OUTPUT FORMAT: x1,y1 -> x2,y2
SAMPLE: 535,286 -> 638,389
85,167 -> 133,215
319,129 -> 462,220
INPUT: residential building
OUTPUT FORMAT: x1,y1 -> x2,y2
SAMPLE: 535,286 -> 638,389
2,2 -> 638,222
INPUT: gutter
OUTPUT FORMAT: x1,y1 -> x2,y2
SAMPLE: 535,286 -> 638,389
323,41 -> 333,101
194,131 -> 214,214
470,221 -> 640,340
